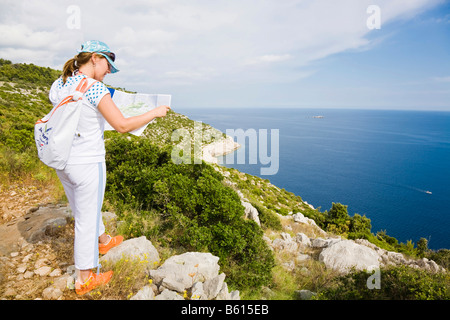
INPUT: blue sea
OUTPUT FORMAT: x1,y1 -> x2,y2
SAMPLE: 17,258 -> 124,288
176,107 -> 450,250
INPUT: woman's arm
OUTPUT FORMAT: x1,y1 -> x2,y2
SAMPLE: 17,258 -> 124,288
97,94 -> 171,133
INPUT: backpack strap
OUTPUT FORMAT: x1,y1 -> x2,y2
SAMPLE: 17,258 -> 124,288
36,77 -> 99,125
72,77 -> 98,101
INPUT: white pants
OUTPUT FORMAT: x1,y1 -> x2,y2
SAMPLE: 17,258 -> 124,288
56,162 -> 106,271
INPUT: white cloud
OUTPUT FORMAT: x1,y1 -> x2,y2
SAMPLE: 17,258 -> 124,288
0,24 -> 58,48
0,0 -> 444,95
0,21 -> 74,68
245,54 -> 293,66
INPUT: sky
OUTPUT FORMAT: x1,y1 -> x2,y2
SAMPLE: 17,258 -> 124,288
0,0 -> 449,111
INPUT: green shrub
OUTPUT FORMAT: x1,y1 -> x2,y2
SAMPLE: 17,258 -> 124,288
0,59 -> 60,86
417,238 -> 429,257
252,201 -> 282,231
322,203 -> 372,240
104,133 -> 274,289
427,249 -> 450,270
317,265 -> 449,300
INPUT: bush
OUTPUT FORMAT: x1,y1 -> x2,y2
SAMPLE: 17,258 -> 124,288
104,133 -> 274,289
417,238 -> 429,257
317,265 -> 449,300
323,203 -> 372,238
0,59 -> 60,86
428,249 -> 450,270
252,201 -> 282,231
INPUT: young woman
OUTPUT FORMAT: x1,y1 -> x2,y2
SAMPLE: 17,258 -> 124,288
51,40 -> 170,295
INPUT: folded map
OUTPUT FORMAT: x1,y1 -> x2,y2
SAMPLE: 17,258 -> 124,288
105,88 -> 172,136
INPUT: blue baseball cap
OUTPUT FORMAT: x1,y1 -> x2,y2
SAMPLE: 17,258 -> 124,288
78,40 -> 119,73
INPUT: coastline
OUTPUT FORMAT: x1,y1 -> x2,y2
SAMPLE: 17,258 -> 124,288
202,136 -> 241,164
184,107 -> 450,250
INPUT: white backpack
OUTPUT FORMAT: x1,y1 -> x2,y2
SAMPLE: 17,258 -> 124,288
35,77 -> 97,170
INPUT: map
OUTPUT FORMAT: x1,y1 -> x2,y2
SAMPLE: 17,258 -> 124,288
105,88 -> 172,136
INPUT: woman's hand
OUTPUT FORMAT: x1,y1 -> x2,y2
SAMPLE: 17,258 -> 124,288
153,105 -> 171,118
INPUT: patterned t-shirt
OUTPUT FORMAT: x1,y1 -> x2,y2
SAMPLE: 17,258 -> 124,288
52,75 -> 109,107
49,74 -> 110,164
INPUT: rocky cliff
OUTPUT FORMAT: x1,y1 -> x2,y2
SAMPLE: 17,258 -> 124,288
0,61 -> 447,300
0,188 -> 444,300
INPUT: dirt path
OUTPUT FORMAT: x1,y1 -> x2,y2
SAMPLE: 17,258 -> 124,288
0,182 -> 60,254
0,181 -> 78,299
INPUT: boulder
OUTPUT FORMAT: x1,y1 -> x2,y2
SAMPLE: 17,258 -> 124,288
216,282 -> 230,300
154,288 -> 184,300
202,136 -> 240,164
272,232 -> 298,252
295,289 -> 316,300
293,212 -> 316,226
291,212 -> 328,237
241,201 -> 261,226
148,252 -> 239,300
295,233 -> 311,247
100,236 -> 159,271
190,281 -> 207,300
130,285 -> 155,300
354,239 -> 445,273
17,204 -> 72,243
319,240 -> 380,274
34,266 -> 52,277
149,252 -> 220,291
161,276 -> 186,293
311,237 -> 341,249
203,272 -> 226,300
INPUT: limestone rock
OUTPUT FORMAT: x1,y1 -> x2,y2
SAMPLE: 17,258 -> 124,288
311,237 -> 341,249
203,272 -> 225,300
17,205 -> 72,244
295,289 -> 316,300
161,276 -> 185,293
319,240 -> 380,274
130,285 -> 155,300
190,281 -> 206,300
293,212 -> 316,226
295,232 -> 311,247
216,282 -> 230,300
272,232 -> 298,252
241,201 -> 261,226
154,288 -> 184,300
202,136 -> 240,164
34,266 -> 52,277
100,236 -> 159,271
149,252 -> 220,291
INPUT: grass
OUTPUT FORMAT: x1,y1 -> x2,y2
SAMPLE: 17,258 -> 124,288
96,256 -> 154,300
35,219 -> 158,300
240,259 -> 340,300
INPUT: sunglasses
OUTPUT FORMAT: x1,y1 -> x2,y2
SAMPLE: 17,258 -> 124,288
102,52 -> 116,62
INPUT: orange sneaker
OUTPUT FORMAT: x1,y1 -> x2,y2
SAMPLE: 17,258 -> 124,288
75,270 -> 113,295
99,235 -> 123,255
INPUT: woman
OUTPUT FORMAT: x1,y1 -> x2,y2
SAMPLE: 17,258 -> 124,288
51,40 -> 170,295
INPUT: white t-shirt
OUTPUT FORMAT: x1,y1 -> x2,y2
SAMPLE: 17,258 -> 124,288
49,74 -> 110,164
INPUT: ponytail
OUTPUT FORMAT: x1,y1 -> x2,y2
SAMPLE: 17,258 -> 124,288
61,52 -> 93,83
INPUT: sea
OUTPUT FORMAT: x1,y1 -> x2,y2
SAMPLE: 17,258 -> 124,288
175,107 -> 450,250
